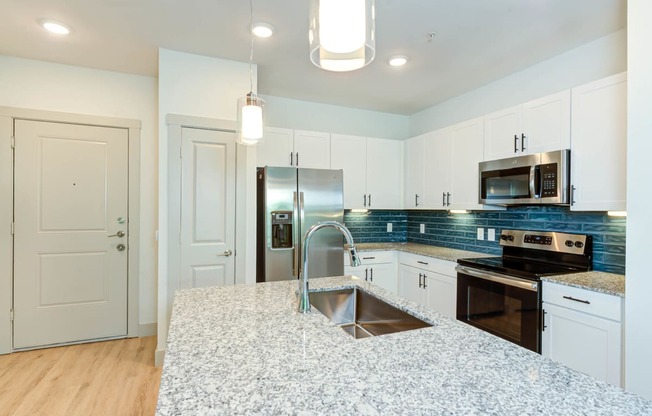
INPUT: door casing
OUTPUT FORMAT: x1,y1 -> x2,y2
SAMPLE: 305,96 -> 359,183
0,106 -> 141,355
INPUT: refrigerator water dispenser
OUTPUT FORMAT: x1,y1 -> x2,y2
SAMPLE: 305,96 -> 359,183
271,211 -> 293,249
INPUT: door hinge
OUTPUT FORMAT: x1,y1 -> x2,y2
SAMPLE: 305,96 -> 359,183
10,222 -> 14,235
9,309 -> 14,321
11,136 -> 15,149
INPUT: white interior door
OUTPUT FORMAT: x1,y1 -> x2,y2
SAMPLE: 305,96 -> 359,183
13,120 -> 129,349
180,128 -> 236,289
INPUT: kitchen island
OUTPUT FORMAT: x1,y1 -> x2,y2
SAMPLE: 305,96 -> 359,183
157,276 -> 651,415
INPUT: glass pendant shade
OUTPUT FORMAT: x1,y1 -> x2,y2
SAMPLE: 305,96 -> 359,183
237,92 -> 265,145
309,0 -> 375,72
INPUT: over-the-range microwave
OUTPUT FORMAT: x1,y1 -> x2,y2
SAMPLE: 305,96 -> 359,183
479,149 -> 570,205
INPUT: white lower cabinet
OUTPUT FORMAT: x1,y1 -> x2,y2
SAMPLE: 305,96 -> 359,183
398,253 -> 457,318
344,251 -> 397,293
542,282 -> 623,387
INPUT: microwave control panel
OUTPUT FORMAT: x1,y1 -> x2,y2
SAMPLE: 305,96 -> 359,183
540,163 -> 558,197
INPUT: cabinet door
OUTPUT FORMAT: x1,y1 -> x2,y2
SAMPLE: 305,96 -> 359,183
293,130 -> 331,169
521,90 -> 571,154
450,117 -> 484,210
398,265 -> 427,306
483,105 -> 521,160
256,127 -> 294,167
331,134 -> 367,209
345,265 -> 367,280
403,135 -> 426,209
368,263 -> 397,293
570,73 -> 627,211
367,138 -> 403,209
422,128 -> 452,209
542,303 -> 622,387
425,272 -> 456,319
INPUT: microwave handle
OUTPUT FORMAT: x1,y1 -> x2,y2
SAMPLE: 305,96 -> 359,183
529,165 -> 541,199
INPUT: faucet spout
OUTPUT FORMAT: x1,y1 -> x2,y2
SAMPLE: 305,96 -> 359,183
298,221 -> 359,313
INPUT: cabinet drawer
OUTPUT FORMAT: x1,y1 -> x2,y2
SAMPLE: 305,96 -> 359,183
398,252 -> 456,277
543,282 -> 622,321
345,250 -> 394,266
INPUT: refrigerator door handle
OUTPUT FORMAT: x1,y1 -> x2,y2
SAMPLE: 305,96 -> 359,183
293,191 -> 299,278
297,191 -> 306,277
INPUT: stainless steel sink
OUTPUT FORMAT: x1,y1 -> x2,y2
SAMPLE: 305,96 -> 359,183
309,288 -> 432,338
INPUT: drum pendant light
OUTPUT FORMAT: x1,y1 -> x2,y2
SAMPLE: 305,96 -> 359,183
237,0 -> 265,145
309,0 -> 376,72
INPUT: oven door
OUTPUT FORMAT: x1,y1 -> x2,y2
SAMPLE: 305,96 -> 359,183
456,265 -> 542,353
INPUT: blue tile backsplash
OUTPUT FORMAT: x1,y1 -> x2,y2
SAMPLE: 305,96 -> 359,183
344,206 -> 626,274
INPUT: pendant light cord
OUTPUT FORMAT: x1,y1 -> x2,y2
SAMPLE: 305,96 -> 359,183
249,0 -> 254,94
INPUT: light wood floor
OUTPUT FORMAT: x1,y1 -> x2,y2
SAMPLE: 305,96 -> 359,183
0,336 -> 161,416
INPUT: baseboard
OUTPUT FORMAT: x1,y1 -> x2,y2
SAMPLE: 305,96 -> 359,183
138,322 -> 157,337
155,348 -> 166,367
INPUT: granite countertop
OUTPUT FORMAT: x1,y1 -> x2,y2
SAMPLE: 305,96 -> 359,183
157,276 -> 651,415
355,242 -> 626,297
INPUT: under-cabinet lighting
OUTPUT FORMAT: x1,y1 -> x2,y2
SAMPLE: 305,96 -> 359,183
350,209 -> 369,213
607,211 -> 627,217
449,210 -> 469,214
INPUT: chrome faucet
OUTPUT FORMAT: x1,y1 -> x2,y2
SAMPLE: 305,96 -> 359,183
298,221 -> 361,313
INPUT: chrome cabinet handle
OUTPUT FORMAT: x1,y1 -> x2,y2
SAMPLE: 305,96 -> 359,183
514,135 -> 518,153
423,274 -> 427,289
295,153 -> 299,166
370,268 -> 373,282
417,260 -> 428,265
446,192 -> 451,206
363,194 -> 367,207
442,192 -> 446,207
108,231 -> 125,238
418,273 -> 423,288
415,194 -> 419,207
218,249 -> 233,257
521,133 -> 526,152
365,268 -> 368,281
571,185 -> 576,205
368,194 -> 371,207
290,152 -> 294,166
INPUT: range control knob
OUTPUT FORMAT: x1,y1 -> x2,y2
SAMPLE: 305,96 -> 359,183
500,234 -> 514,241
574,241 -> 584,248
565,240 -> 574,247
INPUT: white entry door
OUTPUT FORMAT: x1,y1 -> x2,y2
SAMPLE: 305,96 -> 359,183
13,120 -> 129,349
179,128 -> 236,288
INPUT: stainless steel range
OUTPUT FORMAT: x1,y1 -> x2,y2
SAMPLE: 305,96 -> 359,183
456,229 -> 593,353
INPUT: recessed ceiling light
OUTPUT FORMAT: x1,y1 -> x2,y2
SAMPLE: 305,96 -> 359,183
389,55 -> 408,67
39,19 -> 71,35
252,23 -> 274,38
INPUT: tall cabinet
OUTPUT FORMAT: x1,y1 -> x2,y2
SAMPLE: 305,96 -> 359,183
569,72 -> 627,211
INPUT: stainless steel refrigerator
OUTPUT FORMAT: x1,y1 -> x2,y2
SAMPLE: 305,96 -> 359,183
256,167 -> 344,283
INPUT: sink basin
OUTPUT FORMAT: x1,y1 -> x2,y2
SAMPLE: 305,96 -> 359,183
309,288 -> 432,338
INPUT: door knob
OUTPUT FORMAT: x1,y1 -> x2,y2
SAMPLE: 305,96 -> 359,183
116,244 -> 126,252
108,231 -> 125,238
218,249 -> 233,257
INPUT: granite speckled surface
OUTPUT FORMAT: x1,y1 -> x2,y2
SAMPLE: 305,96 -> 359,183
356,242 -> 626,297
157,276 -> 651,415
541,271 -> 625,297
354,242 -> 492,262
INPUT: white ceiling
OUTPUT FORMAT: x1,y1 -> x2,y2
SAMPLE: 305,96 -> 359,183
0,0 -> 626,115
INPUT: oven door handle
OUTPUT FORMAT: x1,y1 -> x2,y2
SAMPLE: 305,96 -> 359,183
456,265 -> 539,292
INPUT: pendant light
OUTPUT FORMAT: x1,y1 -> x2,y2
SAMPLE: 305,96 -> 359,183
237,0 -> 265,145
309,0 -> 376,72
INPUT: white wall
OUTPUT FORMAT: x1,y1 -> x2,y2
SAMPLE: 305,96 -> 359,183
625,0 -> 652,400
409,29 -> 627,136
0,55 -> 159,328
261,95 -> 409,140
157,49 -> 254,362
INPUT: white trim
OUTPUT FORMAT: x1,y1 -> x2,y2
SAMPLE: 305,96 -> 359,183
138,322 -> 157,337
155,348 -> 166,367
0,107 -> 141,354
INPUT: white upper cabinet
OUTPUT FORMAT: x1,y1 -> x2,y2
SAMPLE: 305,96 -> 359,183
450,117 -> 485,210
404,134 -> 426,209
293,130 -> 331,169
256,128 -> 331,169
366,138 -> 403,209
256,127 -> 294,168
422,128 -> 452,208
484,90 -> 571,160
331,135 -> 403,209
570,72 -> 627,212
